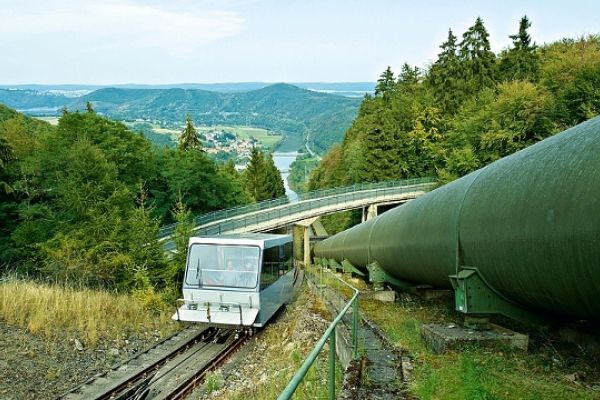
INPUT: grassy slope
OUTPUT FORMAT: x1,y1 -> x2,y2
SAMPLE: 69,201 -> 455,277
360,298 -> 599,400
0,280 -> 178,346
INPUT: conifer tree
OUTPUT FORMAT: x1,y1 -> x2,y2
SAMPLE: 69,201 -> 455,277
499,16 -> 539,81
178,115 -> 202,151
428,29 -> 463,114
358,110 -> 405,182
398,63 -> 420,86
243,146 -> 269,201
265,152 -> 286,199
375,66 -> 396,98
459,17 -> 497,95
167,192 -> 193,285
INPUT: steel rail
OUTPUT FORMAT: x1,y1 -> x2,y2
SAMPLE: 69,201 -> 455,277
58,326 -> 217,400
166,332 -> 248,400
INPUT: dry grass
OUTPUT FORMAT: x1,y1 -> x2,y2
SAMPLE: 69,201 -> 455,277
0,279 -> 179,346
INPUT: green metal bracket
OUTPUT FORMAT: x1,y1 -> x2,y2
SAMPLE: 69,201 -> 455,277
449,267 -> 543,325
366,261 -> 414,291
329,258 -> 343,273
341,259 -> 365,277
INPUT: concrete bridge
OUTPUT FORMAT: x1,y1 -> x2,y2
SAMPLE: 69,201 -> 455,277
160,178 -> 436,250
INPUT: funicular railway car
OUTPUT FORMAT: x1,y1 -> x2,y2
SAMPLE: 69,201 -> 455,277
173,233 -> 301,328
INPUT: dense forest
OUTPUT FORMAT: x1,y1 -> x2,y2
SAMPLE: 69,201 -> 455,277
0,106 -> 282,295
308,17 -> 600,228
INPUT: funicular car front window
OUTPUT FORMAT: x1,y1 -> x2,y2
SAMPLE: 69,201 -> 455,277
185,244 -> 260,289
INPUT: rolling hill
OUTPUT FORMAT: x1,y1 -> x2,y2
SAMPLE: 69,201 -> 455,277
0,84 -> 362,152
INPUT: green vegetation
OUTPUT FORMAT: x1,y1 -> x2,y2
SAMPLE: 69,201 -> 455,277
0,104 -> 252,294
360,298 -> 599,399
205,125 -> 282,150
2,83 -> 361,153
221,286 -> 340,400
178,115 -> 202,151
242,147 -> 285,201
308,17 -> 600,220
0,279 -> 178,346
288,154 -> 319,193
311,265 -> 599,399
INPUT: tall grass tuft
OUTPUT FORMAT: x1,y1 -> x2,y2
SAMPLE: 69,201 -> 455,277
0,279 -> 178,346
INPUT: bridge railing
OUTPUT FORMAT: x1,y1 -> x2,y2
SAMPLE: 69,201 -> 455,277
159,177 -> 436,239
296,177 -> 435,201
192,180 -> 435,238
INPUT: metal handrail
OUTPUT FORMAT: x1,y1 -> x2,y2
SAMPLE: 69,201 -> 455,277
278,266 -> 359,400
158,177 -> 436,238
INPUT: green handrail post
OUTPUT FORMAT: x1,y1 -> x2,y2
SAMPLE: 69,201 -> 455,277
329,329 -> 336,400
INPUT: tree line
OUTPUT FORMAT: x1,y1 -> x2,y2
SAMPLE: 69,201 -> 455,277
0,106 -> 283,296
309,16 -> 600,210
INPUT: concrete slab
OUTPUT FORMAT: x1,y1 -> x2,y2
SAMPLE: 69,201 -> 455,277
360,290 -> 396,302
421,323 -> 529,354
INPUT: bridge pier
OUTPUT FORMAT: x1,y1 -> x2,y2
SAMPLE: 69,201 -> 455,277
294,217 -> 328,268
361,204 -> 379,222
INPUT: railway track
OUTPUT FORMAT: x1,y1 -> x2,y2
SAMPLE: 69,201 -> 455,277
59,325 -> 247,400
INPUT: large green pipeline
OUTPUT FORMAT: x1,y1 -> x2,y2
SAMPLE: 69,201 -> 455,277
314,116 -> 600,321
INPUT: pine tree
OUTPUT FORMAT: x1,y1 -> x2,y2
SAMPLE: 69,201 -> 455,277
398,63 -> 420,86
499,16 -> 539,81
459,17 -> 497,95
178,115 -> 202,151
167,192 -> 193,285
243,146 -> 269,201
358,109 -> 406,181
127,184 -> 167,289
265,152 -> 285,199
375,66 -> 396,98
428,29 -> 463,114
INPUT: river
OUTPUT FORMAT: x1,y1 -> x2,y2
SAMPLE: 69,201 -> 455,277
272,152 -> 299,202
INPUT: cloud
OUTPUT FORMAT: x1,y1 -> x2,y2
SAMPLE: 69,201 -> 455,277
0,0 -> 245,55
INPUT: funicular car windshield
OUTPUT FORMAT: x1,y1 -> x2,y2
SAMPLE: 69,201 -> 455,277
185,244 -> 260,289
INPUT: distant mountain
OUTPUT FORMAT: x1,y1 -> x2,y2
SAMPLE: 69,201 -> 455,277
0,82 -> 375,95
0,83 -> 362,152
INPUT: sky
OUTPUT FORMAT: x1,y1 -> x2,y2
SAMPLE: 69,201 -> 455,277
1,0 -> 599,84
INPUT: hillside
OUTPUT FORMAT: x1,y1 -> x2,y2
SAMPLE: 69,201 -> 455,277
0,84 -> 362,153
0,89 -> 70,111
307,20 -> 600,212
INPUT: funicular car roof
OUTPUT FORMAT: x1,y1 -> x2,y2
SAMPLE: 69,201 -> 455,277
188,232 -> 291,249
